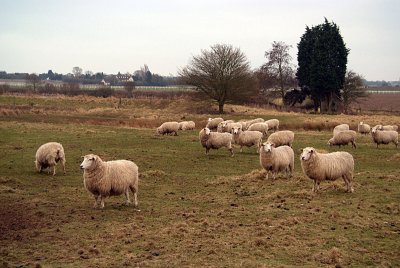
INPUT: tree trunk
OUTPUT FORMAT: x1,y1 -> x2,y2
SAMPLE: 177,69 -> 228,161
218,102 -> 224,114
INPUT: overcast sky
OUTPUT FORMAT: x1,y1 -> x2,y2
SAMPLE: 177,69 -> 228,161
1,0 -> 399,81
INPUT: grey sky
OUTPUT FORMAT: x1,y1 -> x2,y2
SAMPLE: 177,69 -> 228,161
1,0 -> 399,81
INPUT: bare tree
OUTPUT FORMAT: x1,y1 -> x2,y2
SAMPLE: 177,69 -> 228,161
342,70 -> 369,114
26,73 -> 41,92
261,41 -> 296,102
179,44 -> 257,113
72,66 -> 83,78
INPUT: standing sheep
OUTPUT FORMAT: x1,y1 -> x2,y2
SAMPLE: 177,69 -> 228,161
80,154 -> 139,209
247,122 -> 269,136
259,142 -> 294,180
35,142 -> 66,176
224,122 -> 243,134
265,119 -> 279,132
333,124 -> 349,136
300,147 -> 354,193
156,121 -> 180,136
199,127 -> 234,156
371,127 -> 398,148
377,125 -> 399,131
358,122 -> 371,135
217,120 -> 234,132
231,126 -> 263,153
179,121 -> 196,130
328,130 -> 357,148
267,130 -> 295,147
206,117 -> 224,131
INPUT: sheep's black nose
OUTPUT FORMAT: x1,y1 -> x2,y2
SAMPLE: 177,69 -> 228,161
80,165 -> 84,169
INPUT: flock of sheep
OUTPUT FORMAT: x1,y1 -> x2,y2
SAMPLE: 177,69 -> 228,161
34,118 -> 398,209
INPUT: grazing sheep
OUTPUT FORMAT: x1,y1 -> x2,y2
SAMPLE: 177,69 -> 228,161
267,130 -> 295,147
259,142 -> 294,180
231,126 -> 263,153
300,147 -> 354,193
371,127 -> 398,148
328,130 -> 357,148
238,120 -> 249,130
358,122 -> 371,134
80,154 -> 139,209
333,124 -> 349,135
265,119 -> 279,132
156,121 -> 179,136
179,121 -> 196,130
206,117 -> 224,131
35,142 -> 66,176
247,122 -> 269,136
245,118 -> 265,130
199,127 -> 234,156
217,120 -> 235,132
376,125 -> 399,131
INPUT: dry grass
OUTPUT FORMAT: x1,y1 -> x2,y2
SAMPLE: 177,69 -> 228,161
0,94 -> 400,267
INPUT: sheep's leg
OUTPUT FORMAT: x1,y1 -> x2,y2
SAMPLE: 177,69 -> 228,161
93,195 -> 100,208
124,189 -> 131,206
130,186 -> 138,207
62,160 -> 66,174
229,148 -> 234,157
100,196 -> 105,209
343,175 -> 354,193
52,165 -> 56,176
352,141 -> 357,149
265,171 -> 269,180
240,146 -> 243,153
312,180 -> 318,192
206,148 -> 209,155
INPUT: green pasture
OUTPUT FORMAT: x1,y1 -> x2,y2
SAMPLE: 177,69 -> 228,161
0,96 -> 399,267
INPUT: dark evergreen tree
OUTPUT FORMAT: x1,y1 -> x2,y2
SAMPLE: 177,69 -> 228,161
297,18 -> 349,113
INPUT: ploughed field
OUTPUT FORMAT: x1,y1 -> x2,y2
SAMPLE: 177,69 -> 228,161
0,95 -> 399,267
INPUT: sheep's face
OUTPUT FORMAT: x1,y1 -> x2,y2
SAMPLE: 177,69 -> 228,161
80,154 -> 98,170
328,138 -> 333,146
205,128 -> 211,135
232,126 -> 241,134
371,127 -> 377,133
359,122 -> 363,125
261,142 -> 274,153
207,118 -> 212,122
300,147 -> 314,161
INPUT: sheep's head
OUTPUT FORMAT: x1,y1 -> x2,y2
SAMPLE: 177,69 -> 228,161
232,126 -> 241,134
371,127 -> 378,133
300,147 -> 315,161
327,138 -> 334,146
204,127 -> 211,135
207,118 -> 212,122
261,142 -> 274,153
359,121 -> 363,125
80,154 -> 99,170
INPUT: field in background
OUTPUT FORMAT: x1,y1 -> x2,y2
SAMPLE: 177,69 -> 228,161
0,94 -> 399,267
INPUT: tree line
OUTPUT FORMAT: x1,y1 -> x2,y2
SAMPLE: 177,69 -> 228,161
180,18 -> 369,114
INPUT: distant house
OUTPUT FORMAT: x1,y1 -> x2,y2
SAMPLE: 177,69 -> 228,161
100,79 -> 110,86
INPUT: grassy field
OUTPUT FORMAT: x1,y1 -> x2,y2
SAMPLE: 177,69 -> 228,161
0,94 -> 399,267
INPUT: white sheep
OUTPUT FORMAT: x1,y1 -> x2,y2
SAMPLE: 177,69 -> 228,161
206,117 -> 224,131
328,130 -> 357,148
35,142 -> 66,176
377,125 -> 399,131
300,147 -> 354,193
179,121 -> 195,130
371,127 -> 398,148
247,122 -> 269,136
265,119 -> 279,132
156,121 -> 180,136
80,154 -> 139,209
259,142 -> 294,180
199,127 -> 234,156
357,122 -> 371,135
224,122 -> 243,134
245,118 -> 265,130
217,120 -> 234,132
231,126 -> 263,153
267,130 -> 295,147
333,124 -> 349,135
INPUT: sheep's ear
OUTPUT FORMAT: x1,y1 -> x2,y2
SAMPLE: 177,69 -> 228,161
81,156 -> 84,159
310,149 -> 314,153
